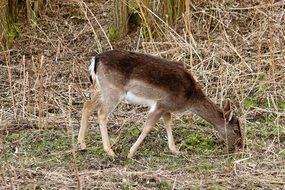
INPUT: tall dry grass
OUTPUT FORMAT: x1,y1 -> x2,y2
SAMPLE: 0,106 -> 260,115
129,0 -> 284,117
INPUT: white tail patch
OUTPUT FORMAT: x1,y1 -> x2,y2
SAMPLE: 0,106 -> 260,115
89,56 -> 96,82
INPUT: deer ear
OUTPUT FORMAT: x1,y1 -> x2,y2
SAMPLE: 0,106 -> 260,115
223,99 -> 234,122
223,99 -> 231,112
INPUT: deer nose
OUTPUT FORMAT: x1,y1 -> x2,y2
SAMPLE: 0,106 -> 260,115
235,139 -> 246,150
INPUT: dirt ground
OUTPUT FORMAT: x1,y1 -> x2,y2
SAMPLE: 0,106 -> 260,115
0,0 -> 285,189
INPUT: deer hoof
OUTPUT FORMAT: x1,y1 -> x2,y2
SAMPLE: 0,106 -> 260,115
106,149 -> 115,157
170,148 -> 179,155
78,142 -> 87,150
127,152 -> 134,159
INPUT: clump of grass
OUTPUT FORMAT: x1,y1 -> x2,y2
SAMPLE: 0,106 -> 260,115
181,133 -> 217,154
211,184 -> 226,190
159,181 -> 172,190
5,19 -> 20,48
1,128 -> 70,167
243,98 -> 257,110
108,25 -> 119,41
120,178 -> 130,190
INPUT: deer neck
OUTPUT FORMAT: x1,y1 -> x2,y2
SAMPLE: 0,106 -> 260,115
191,96 -> 225,131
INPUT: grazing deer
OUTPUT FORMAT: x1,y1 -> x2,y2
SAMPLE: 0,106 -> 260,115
78,49 -> 242,158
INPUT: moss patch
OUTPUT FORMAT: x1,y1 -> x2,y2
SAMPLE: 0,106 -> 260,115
7,21 -> 19,46
108,25 -> 119,40
181,133 -> 217,155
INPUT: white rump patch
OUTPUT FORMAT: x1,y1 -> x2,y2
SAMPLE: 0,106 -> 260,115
124,92 -> 157,112
89,56 -> 96,82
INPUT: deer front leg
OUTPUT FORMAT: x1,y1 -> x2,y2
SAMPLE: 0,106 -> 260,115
78,98 -> 98,150
163,112 -> 179,155
128,108 -> 164,158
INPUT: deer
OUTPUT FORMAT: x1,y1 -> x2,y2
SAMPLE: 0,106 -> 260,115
78,49 -> 243,158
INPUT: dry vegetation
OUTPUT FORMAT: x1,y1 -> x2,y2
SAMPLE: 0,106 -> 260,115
0,0 -> 285,189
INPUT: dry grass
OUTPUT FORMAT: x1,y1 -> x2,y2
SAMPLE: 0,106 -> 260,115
0,0 -> 284,189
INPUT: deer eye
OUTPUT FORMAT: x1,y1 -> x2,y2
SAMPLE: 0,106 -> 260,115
234,128 -> 240,133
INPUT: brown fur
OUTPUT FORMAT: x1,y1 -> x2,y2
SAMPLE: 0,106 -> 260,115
95,50 -> 205,110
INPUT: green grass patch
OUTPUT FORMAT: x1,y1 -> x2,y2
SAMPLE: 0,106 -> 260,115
181,133 -> 217,155
1,119 -> 284,183
211,184 -> 226,190
243,98 -> 257,110
120,179 -> 131,190
108,25 -> 119,40
7,21 -> 19,46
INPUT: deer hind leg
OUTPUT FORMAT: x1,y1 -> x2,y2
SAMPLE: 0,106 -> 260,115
78,92 -> 101,150
128,108 -> 164,158
163,112 -> 179,155
97,89 -> 122,157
